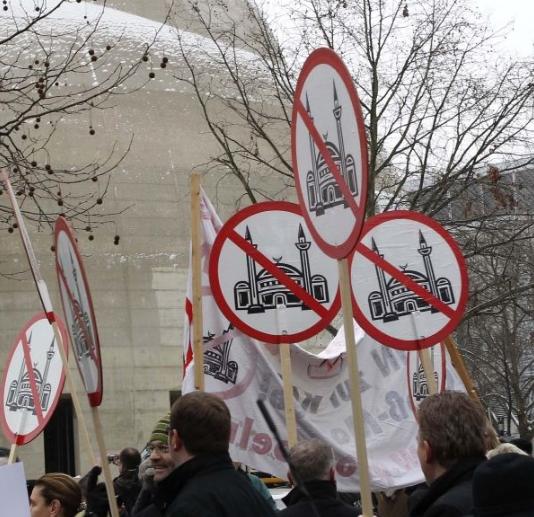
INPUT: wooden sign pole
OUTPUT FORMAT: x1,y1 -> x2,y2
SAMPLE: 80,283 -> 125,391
191,173 -> 205,391
338,258 -> 373,517
418,348 -> 438,395
280,345 -> 298,448
0,168 -> 96,464
409,313 -> 437,395
50,321 -> 97,465
444,335 -> 480,403
91,407 -> 120,517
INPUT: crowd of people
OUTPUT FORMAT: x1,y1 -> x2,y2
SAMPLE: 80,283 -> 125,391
11,391 -> 534,517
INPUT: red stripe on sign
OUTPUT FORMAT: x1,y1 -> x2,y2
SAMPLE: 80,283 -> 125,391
295,98 -> 360,215
20,332 -> 45,425
357,241 -> 457,319
229,230 -> 330,318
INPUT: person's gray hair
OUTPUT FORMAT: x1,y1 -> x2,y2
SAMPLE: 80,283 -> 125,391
289,439 -> 334,482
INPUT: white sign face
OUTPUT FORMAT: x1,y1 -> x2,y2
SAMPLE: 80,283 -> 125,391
210,202 -> 341,344
0,314 -> 67,445
350,211 -> 468,351
55,217 -> 102,407
292,48 -> 368,258
0,463 -> 31,517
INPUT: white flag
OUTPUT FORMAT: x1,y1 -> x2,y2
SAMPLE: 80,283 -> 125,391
181,191 -> 466,491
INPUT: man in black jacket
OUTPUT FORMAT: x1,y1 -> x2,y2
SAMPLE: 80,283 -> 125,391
410,391 -> 487,517
156,391 -> 276,517
279,439 -> 358,517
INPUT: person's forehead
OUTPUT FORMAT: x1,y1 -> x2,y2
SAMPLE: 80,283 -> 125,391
149,440 -> 167,446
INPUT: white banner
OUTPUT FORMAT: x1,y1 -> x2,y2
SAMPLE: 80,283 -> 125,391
182,192 -> 465,492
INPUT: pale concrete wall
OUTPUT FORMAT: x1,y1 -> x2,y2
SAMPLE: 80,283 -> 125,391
0,1 -> 286,478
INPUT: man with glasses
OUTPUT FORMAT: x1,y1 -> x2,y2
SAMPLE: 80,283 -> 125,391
131,414 -> 176,516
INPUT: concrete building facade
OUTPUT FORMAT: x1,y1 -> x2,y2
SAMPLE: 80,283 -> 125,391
0,0 -> 286,478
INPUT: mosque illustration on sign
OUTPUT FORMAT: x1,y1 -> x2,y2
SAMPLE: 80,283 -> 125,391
234,224 -> 329,313
305,82 -> 358,216
67,247 -> 96,362
203,324 -> 238,385
6,336 -> 55,414
368,231 -> 455,322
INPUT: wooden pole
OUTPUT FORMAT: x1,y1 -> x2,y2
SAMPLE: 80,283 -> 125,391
280,345 -> 298,448
409,312 -> 437,395
338,258 -> 373,517
91,407 -> 120,517
418,348 -> 437,395
50,321 -> 97,465
8,443 -> 17,464
444,335 -> 480,403
191,173 -> 204,391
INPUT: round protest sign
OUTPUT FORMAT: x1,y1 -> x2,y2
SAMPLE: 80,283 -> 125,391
54,216 -> 103,407
209,201 -> 340,344
350,211 -> 468,351
0,313 -> 68,445
291,47 -> 368,258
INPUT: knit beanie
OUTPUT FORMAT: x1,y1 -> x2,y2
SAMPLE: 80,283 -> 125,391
149,413 -> 170,444
473,453 -> 534,516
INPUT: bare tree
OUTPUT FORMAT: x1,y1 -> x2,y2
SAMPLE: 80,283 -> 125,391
168,0 -> 534,415
0,0 -> 165,235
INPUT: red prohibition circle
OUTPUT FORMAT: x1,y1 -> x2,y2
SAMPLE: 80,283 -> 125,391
0,312 -> 69,445
291,47 -> 368,259
350,210 -> 469,351
209,201 -> 341,344
54,216 -> 103,407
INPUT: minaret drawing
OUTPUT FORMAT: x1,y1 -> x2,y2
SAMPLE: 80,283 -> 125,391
295,224 -> 312,296
305,83 -> 358,215
69,247 -> 94,357
371,238 -> 398,322
244,226 -> 264,313
333,81 -> 356,196
306,94 -> 324,215
418,230 -> 438,307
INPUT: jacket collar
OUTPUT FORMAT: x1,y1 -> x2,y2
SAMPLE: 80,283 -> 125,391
412,456 -> 486,516
282,479 -> 338,507
155,452 -> 233,509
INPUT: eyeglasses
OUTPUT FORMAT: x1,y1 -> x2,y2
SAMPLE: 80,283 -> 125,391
146,443 -> 169,454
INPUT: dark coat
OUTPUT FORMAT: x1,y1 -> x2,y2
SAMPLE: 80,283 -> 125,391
114,473 -> 142,514
279,480 -> 358,517
409,457 -> 486,517
155,452 -> 277,517
130,486 -> 162,517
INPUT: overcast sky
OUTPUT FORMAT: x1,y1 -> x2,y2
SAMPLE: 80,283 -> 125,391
475,0 -> 534,56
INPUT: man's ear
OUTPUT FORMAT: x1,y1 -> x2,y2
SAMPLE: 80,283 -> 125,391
287,471 -> 294,487
328,466 -> 335,482
170,429 -> 182,452
49,499 -> 61,517
422,439 -> 433,464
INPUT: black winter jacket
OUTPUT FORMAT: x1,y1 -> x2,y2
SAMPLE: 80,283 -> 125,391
279,480 -> 358,517
155,452 -> 277,517
409,457 -> 486,517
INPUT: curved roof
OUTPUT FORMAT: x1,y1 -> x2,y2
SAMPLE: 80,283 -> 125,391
387,270 -> 427,289
257,263 -> 301,280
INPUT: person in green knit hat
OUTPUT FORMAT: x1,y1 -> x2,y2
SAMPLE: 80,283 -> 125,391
130,413 -> 175,516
